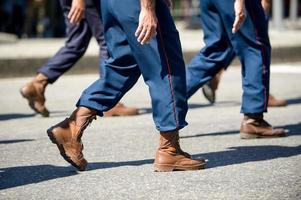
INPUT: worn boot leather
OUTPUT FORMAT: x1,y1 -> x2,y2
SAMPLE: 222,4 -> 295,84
103,102 -> 139,117
175,133 -> 191,158
268,94 -> 287,107
20,73 -> 49,117
154,131 -> 206,172
47,107 -> 97,171
240,115 -> 286,139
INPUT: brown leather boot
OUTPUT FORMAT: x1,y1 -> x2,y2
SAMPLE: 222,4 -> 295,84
154,131 -> 206,172
268,94 -> 287,107
20,73 -> 49,117
103,102 -> 139,117
240,114 -> 286,139
47,107 -> 97,171
202,69 -> 224,104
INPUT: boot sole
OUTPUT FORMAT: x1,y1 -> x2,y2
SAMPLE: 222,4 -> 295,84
202,85 -> 215,104
240,132 -> 286,139
47,128 -> 86,171
20,89 -> 49,117
154,163 -> 206,172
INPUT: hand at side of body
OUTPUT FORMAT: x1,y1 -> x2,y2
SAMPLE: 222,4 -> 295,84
261,0 -> 271,15
135,0 -> 158,45
68,0 -> 85,24
232,0 -> 246,33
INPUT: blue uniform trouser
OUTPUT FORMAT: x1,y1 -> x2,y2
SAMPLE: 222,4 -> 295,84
186,0 -> 271,114
77,0 -> 188,132
37,0 -> 107,83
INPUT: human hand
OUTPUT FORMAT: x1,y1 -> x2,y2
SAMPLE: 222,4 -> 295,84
261,0 -> 271,16
68,0 -> 85,24
135,7 -> 158,45
232,0 -> 246,33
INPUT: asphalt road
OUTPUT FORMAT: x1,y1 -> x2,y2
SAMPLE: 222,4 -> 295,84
0,64 -> 301,200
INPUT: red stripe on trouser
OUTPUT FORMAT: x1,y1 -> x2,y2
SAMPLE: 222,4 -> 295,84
157,24 -> 179,127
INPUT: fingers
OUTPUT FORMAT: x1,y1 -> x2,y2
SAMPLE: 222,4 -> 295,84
232,17 -> 240,33
135,24 -> 143,40
135,25 -> 156,45
232,13 -> 245,33
68,5 -> 84,24
141,27 -> 156,45
136,25 -> 148,44
232,0 -> 246,33
68,9 -> 82,24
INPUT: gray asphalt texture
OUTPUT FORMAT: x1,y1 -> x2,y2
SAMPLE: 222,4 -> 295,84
0,65 -> 301,200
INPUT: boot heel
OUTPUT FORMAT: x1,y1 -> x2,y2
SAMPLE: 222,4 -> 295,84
47,128 -> 63,144
154,164 -> 174,172
47,129 -> 57,144
240,132 -> 259,139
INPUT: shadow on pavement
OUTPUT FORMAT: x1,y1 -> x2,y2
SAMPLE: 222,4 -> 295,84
0,139 -> 35,145
181,130 -> 237,138
282,122 -> 301,134
87,159 -> 153,170
1,143 -> 300,189
0,113 -> 35,121
0,111 -> 68,121
188,103 -> 212,109
194,145 -> 301,169
1,123 -> 300,190
0,159 -> 153,190
181,122 -> 301,139
0,165 -> 79,190
287,96 -> 301,106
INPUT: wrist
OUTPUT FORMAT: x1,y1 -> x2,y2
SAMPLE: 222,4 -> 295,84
141,0 -> 156,12
141,7 -> 156,17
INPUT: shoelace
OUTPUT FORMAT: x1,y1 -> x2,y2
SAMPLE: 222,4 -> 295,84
253,118 -> 271,127
76,115 -> 97,142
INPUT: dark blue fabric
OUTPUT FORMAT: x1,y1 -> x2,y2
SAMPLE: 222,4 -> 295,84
77,0 -> 188,132
186,0 -> 270,113
38,0 -> 107,83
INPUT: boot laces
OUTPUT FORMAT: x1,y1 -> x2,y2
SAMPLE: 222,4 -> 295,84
76,115 -> 96,142
254,118 -> 271,127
